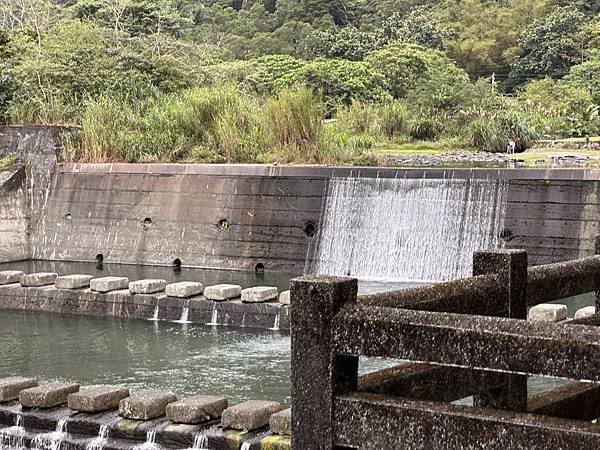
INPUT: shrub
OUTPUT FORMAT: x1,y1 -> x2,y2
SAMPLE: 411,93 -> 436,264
409,115 -> 444,141
465,110 -> 539,152
278,59 -> 392,114
336,100 -> 408,139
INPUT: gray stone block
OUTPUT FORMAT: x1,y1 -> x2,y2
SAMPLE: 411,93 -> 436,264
19,382 -> 80,408
575,306 -> 596,320
528,304 -> 568,322
0,376 -> 38,402
221,400 -> 281,430
269,408 -> 291,435
0,270 -> 24,285
166,282 -> 204,298
20,272 -> 58,287
90,277 -> 129,293
204,284 -> 241,301
241,287 -> 278,303
68,385 -> 129,412
55,274 -> 93,290
166,395 -> 228,424
129,279 -> 167,294
118,390 -> 177,420
279,290 -> 290,305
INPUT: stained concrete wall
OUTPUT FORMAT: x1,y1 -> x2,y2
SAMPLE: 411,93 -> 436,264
0,166 -> 28,262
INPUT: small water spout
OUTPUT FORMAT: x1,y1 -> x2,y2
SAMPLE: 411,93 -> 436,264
240,442 -> 251,450
133,430 -> 161,450
149,299 -> 160,321
240,313 -> 246,328
207,303 -> 219,326
86,424 -> 110,450
31,418 -> 68,450
174,301 -> 191,324
0,414 -> 26,449
269,310 -> 281,331
191,433 -> 209,449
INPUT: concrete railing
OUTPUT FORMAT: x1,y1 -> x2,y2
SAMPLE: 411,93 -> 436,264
290,244 -> 600,449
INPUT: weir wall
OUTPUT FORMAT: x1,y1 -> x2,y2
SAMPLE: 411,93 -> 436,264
1,125 -> 599,270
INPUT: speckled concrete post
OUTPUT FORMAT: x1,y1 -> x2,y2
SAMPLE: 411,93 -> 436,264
595,236 -> 600,311
472,249 -> 528,412
290,275 -> 358,450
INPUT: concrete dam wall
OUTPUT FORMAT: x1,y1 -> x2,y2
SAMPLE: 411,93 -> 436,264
1,125 -> 600,277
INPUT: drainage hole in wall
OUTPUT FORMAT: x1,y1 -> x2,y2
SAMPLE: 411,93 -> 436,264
172,258 -> 182,274
304,222 -> 317,237
64,213 -> 72,222
499,228 -> 513,242
143,218 -> 152,229
255,263 -> 265,273
217,219 -> 229,230
96,254 -> 104,264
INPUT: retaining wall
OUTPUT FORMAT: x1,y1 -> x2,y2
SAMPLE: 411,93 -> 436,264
0,166 -> 28,262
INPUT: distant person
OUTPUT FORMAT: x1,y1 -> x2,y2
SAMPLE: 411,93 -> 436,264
507,139 -> 516,155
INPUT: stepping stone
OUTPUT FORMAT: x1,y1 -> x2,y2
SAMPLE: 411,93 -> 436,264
221,400 -> 281,431
119,390 -> 177,420
166,282 -> 204,298
279,290 -> 290,305
269,408 -> 291,435
20,272 -> 58,287
0,270 -> 24,285
68,385 -> 129,412
166,395 -> 228,424
55,274 -> 93,290
129,279 -> 167,294
575,306 -> 596,320
241,286 -> 278,303
19,382 -> 79,408
204,284 -> 241,301
528,304 -> 568,323
0,376 -> 38,402
90,277 -> 129,293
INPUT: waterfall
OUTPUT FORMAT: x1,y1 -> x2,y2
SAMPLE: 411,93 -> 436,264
174,302 -> 191,324
207,303 -> 219,326
133,430 -> 161,450
240,443 -> 251,450
269,310 -> 281,331
191,433 -> 209,449
31,419 -> 67,450
0,414 -> 25,449
311,176 -> 507,282
86,425 -> 110,450
149,299 -> 160,321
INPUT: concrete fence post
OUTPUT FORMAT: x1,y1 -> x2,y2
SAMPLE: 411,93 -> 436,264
595,236 -> 600,312
290,275 -> 358,450
472,249 -> 528,411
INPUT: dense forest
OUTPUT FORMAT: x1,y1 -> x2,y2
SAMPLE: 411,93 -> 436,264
1,0 -> 599,163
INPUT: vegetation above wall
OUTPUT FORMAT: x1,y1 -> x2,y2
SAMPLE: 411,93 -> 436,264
0,0 -> 599,164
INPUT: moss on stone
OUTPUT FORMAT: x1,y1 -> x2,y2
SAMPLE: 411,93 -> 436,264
260,435 -> 291,450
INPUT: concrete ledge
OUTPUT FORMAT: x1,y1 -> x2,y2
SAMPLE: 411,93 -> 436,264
68,385 -> 129,412
166,282 -> 204,298
241,286 -> 278,303
55,274 -> 93,290
19,382 -> 79,408
20,273 -> 57,287
221,400 -> 281,431
91,277 -> 129,293
528,304 -> 568,322
129,279 -> 166,294
204,284 -> 241,301
119,390 -> 177,420
269,408 -> 291,435
0,271 -> 23,285
0,376 -> 37,402
166,395 -> 228,424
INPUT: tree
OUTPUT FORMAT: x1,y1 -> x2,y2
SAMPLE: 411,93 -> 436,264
509,6 -> 588,85
380,8 -> 447,50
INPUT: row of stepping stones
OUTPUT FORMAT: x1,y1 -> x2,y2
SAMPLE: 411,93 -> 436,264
528,304 -> 596,322
0,376 -> 291,436
0,271 -> 290,304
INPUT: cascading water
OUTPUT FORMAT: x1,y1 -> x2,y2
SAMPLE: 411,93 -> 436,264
311,176 -> 507,282
174,302 -> 191,324
133,430 -> 161,450
31,419 -> 67,450
269,310 -> 281,331
240,443 -> 251,450
190,433 -> 209,449
0,414 -> 26,449
149,300 -> 160,321
207,303 -> 219,326
86,425 -> 110,450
